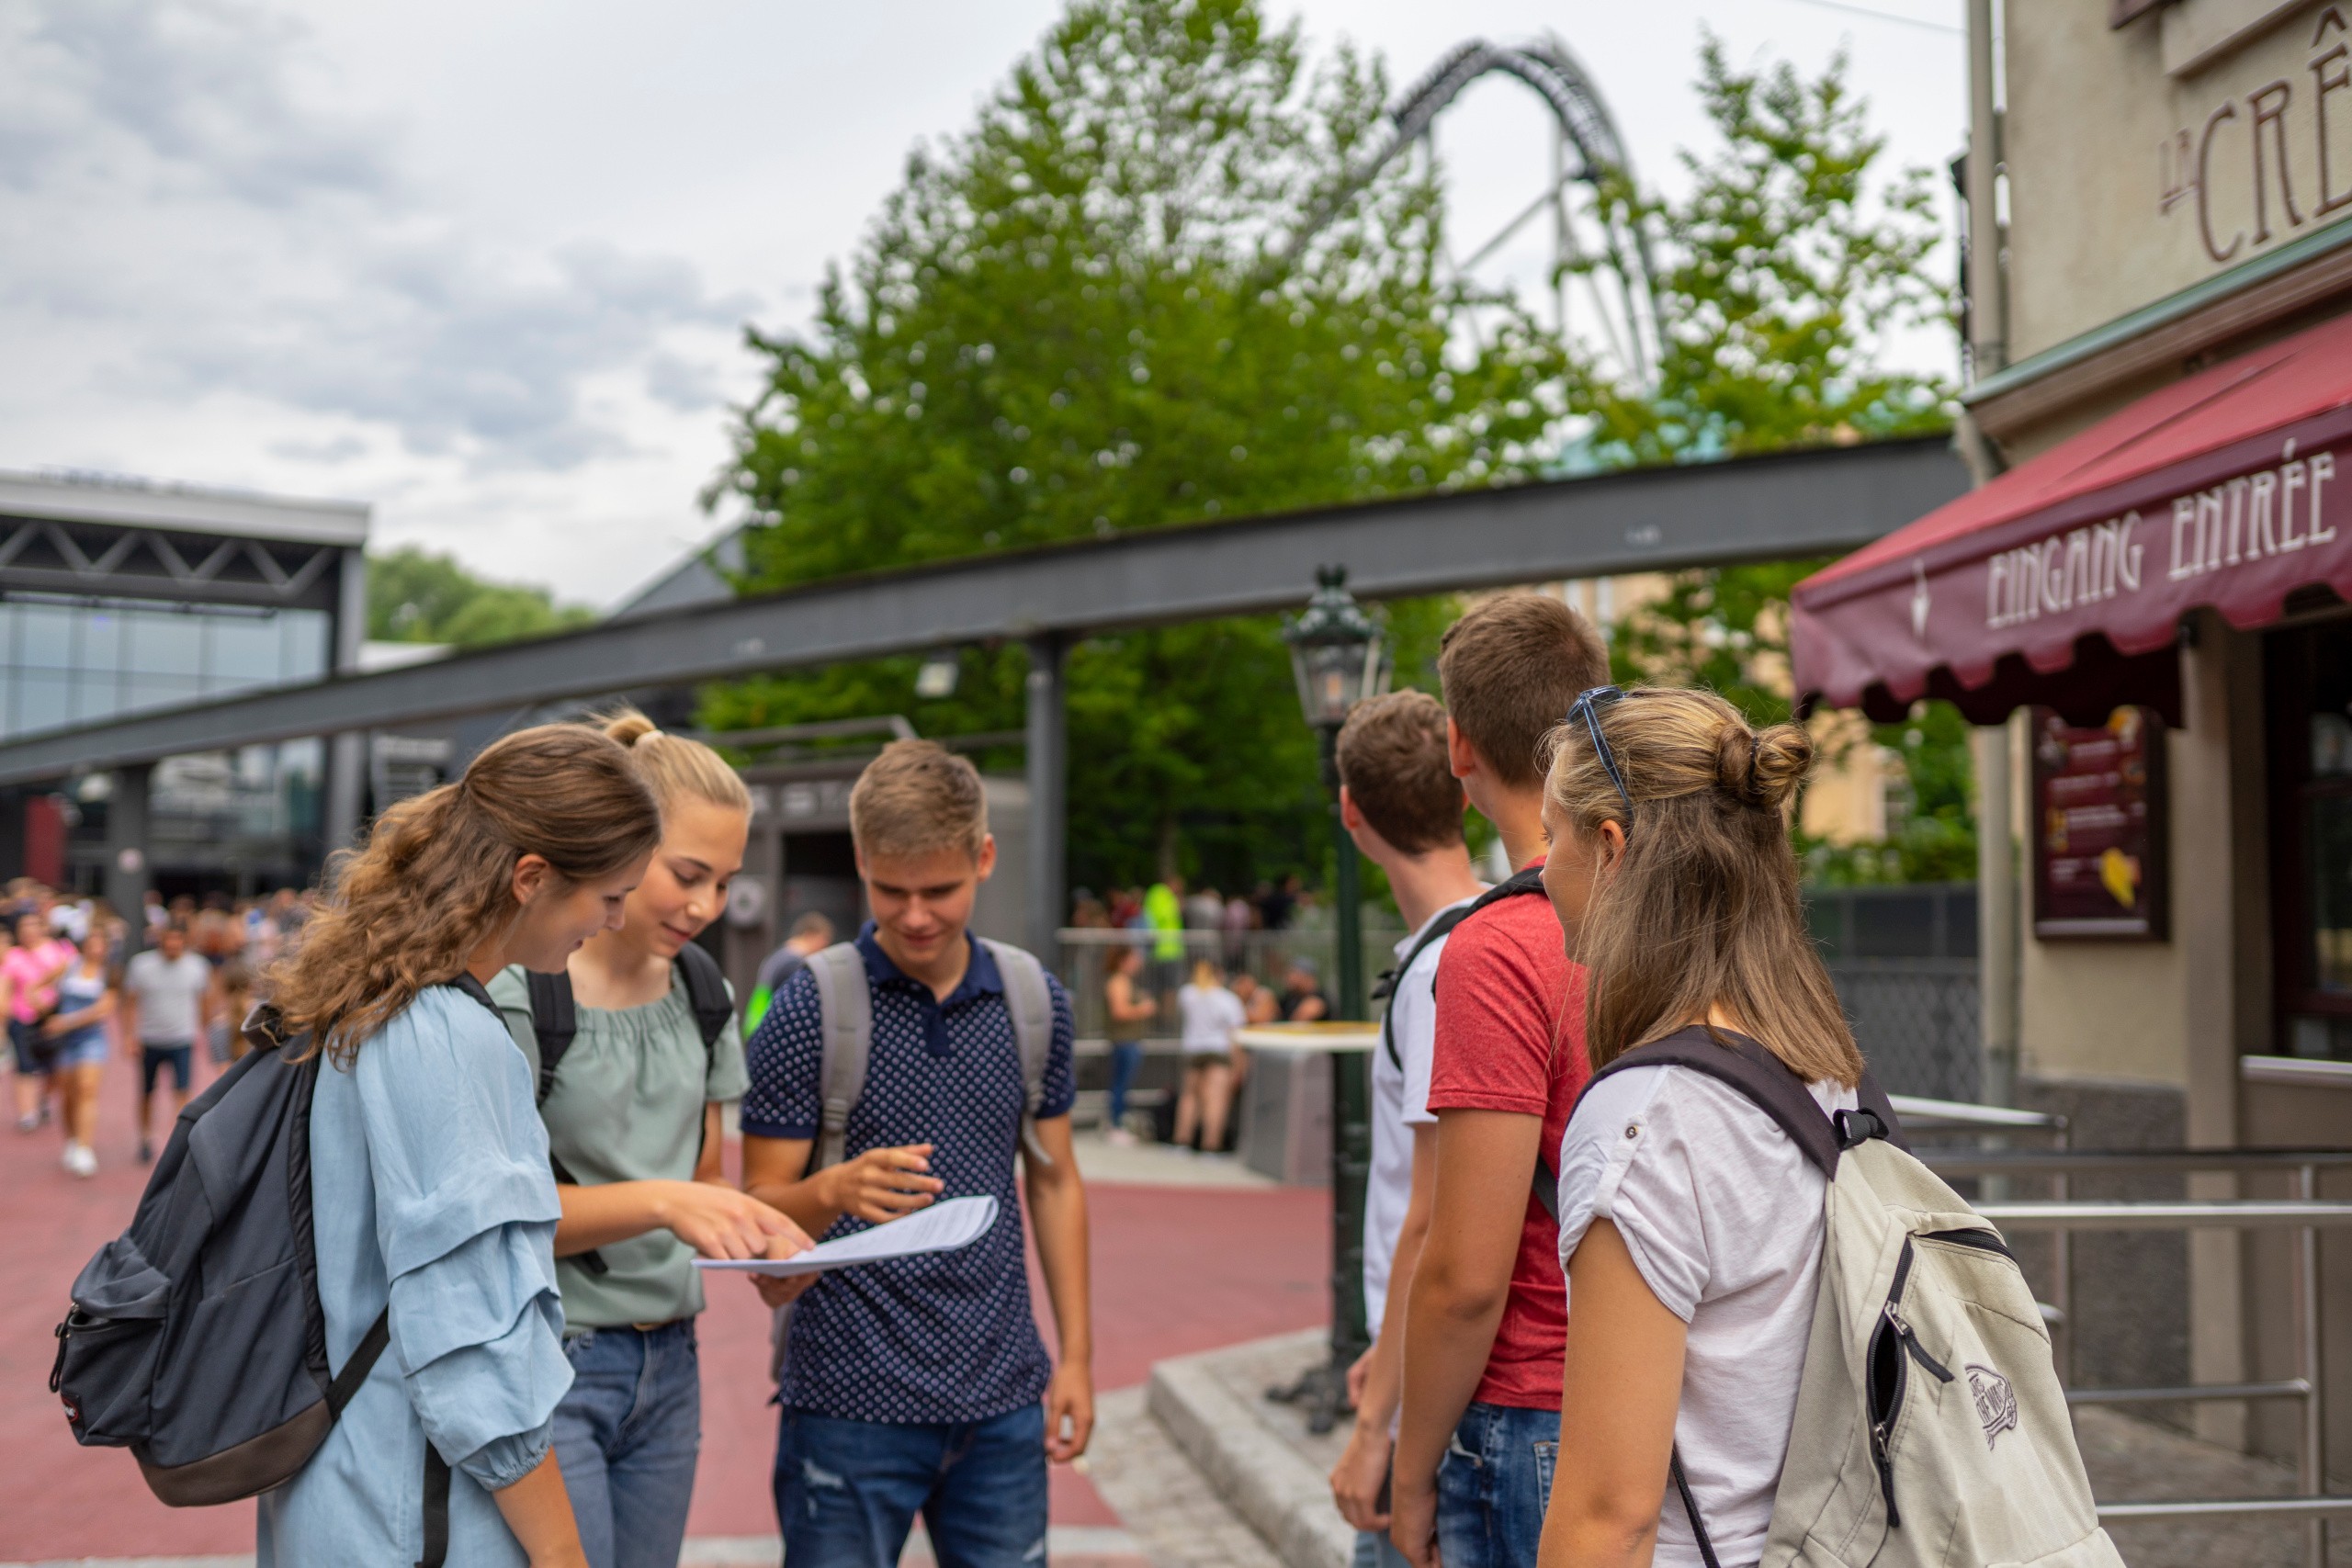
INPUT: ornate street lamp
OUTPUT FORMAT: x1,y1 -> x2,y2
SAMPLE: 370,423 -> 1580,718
1285,566 -> 1389,733
1276,565 -> 1388,1431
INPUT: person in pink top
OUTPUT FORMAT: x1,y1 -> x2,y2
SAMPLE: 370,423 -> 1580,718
8,909 -> 77,1134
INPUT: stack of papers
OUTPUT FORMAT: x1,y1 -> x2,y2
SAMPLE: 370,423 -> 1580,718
694,1194 -> 1000,1278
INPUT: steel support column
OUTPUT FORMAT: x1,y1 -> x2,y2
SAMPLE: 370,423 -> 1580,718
322,546 -> 368,856
103,762 -> 153,952
1024,635 -> 1068,961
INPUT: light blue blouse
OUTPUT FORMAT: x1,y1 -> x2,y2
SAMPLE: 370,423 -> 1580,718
257,986 -> 571,1568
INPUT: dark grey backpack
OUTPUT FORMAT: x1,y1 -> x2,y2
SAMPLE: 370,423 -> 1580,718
50,976 -> 504,1561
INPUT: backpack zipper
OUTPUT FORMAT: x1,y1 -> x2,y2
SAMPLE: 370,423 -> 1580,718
1867,1237 -> 1961,1529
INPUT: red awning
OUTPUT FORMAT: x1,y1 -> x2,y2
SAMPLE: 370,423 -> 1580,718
1792,310 -> 2352,725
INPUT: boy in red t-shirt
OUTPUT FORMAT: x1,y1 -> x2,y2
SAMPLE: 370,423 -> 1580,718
1391,592 -> 1608,1568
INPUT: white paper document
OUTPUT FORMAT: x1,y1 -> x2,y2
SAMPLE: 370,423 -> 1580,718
694,1194 -> 1000,1278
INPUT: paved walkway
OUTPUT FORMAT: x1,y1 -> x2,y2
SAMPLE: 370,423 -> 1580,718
0,1055 -> 1329,1562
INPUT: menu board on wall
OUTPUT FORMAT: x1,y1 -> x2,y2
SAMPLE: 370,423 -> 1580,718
2030,705 -> 2169,941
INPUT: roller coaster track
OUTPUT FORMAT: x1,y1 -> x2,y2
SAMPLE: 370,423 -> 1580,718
1279,35 -> 1657,382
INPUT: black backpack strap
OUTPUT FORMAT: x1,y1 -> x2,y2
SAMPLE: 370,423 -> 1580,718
1374,900 -> 1480,1071
673,940 -> 734,1054
1580,1027 -> 1838,1174
523,971 -> 577,1107
1397,867 -> 1556,1206
443,973 -> 504,1022
1573,1026 -> 1906,1179
416,1444 -> 451,1568
1379,869 -> 1546,1071
1849,1069 -> 1908,1152
673,941 -> 734,1169
327,1308 -> 391,1419
1671,1446 -> 1724,1568
1471,863 -> 1548,912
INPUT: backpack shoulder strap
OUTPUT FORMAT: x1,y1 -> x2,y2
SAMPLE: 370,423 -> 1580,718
979,939 -> 1057,1168
1576,1026 -> 1862,1178
672,940 -> 735,1051
1374,892 -> 1495,1072
805,942 -> 873,1174
1419,867 -> 1555,1211
522,970 -> 577,1106
444,973 -> 498,1017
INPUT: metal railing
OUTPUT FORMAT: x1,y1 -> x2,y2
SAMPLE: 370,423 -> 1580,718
1894,1096 -> 2081,1373
1957,1150 -> 2352,1562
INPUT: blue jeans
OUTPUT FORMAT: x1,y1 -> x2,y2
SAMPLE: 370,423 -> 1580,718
1355,1529 -> 1411,1567
1434,1401 -> 1559,1568
775,1403 -> 1048,1568
1107,1042 -> 1145,1129
551,1322 -> 702,1568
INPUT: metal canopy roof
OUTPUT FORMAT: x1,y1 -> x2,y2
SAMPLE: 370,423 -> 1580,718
0,471 -> 370,548
0,435 -> 1966,785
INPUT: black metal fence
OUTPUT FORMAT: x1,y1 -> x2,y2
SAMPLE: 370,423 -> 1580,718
1806,883 -> 1983,1103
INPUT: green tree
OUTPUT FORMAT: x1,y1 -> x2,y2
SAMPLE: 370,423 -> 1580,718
1576,40 -> 1970,882
368,547 -> 595,649
706,0 -> 1564,893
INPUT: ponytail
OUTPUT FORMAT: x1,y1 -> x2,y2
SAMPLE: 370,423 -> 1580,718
268,723 -> 662,1065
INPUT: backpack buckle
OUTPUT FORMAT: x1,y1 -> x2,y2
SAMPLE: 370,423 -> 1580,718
1833,1108 -> 1889,1150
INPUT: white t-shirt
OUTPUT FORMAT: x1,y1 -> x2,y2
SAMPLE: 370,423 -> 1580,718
1176,983 -> 1246,1055
1363,895 -> 1478,1340
1555,1064 -> 1858,1568
125,950 -> 215,1044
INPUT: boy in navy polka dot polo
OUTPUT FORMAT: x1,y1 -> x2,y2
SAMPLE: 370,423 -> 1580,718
741,740 -> 1091,1568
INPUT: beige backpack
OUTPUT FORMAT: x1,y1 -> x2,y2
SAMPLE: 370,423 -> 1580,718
1578,1030 -> 2126,1568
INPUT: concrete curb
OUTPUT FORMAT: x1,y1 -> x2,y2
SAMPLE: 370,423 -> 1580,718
1146,1329 -> 1352,1568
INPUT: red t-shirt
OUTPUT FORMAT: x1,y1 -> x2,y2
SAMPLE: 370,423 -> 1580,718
1425,873 -> 1589,1409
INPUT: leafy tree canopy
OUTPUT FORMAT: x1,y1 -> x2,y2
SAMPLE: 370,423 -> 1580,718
1571,36 -> 1951,466
707,0 -> 1564,894
1579,39 -> 1972,884
368,547 -> 595,649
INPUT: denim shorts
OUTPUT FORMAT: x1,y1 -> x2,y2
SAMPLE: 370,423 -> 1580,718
49,1027 -> 107,1071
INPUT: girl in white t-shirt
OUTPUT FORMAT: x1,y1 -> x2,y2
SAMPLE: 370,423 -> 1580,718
1172,958 -> 1247,1153
1532,687 -> 1869,1568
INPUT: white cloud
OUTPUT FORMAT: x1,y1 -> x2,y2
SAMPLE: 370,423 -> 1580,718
0,0 -> 1964,607
0,0 -> 760,490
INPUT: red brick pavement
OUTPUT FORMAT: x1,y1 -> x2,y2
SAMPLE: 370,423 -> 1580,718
0,1051 -> 1329,1559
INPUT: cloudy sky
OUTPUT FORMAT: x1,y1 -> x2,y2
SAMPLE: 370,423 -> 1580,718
0,0 -> 1966,608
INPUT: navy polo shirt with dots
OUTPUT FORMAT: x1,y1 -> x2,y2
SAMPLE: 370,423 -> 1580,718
740,924 -> 1077,1424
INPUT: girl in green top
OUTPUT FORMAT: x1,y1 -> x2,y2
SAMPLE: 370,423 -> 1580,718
490,710 -> 811,1568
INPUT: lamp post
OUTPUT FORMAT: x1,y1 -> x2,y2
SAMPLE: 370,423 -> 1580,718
1277,565 -> 1388,1432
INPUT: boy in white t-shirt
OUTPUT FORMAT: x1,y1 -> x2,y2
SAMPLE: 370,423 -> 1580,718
1325,692 -> 1487,1567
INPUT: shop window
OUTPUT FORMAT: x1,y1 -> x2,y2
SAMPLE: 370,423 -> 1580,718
2268,617 -> 2352,1060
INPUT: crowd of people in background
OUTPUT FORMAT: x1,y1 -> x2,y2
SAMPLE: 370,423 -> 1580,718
2,880 -> 319,1176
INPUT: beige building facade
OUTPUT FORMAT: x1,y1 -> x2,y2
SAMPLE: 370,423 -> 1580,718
1800,0 -> 2352,1481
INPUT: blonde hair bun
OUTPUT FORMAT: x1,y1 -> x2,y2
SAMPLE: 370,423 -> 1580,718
1715,718 -> 1812,811
603,711 -> 659,749
1747,722 -> 1814,813
593,705 -> 752,816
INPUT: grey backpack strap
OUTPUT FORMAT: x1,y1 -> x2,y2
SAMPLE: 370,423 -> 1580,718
805,942 -> 872,1175
980,939 -> 1057,1168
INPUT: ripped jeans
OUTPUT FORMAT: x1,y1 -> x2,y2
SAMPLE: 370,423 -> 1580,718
774,1403 -> 1048,1568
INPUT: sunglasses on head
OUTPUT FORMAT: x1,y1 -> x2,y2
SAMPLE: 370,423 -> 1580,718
1566,685 -> 1632,814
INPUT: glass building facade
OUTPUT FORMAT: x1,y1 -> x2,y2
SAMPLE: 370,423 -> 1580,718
0,595 -> 330,739
12,597 -> 338,897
